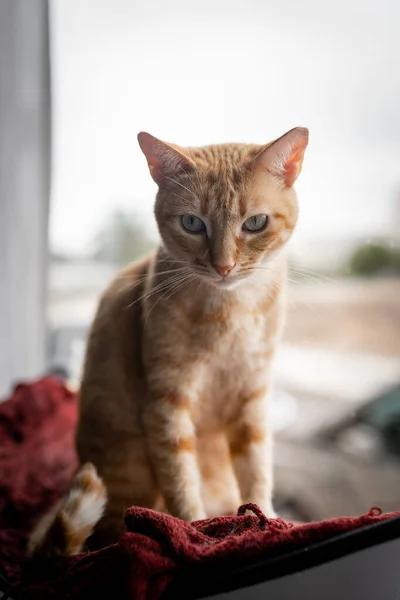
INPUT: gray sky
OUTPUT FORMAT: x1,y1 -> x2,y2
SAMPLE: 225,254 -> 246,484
49,0 -> 400,256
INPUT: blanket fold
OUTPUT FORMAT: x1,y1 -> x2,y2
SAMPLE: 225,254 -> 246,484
0,377 -> 398,600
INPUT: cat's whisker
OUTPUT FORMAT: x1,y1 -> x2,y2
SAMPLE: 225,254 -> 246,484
117,267 -> 190,281
124,270 -> 192,310
282,277 -> 322,317
288,268 -> 335,285
288,272 -> 324,285
139,278 -> 191,307
158,258 -> 193,267
117,267 -> 190,295
286,277 -> 303,285
165,274 -> 195,301
145,273 -> 194,325
241,264 -> 325,292
194,274 -> 203,298
260,270 -> 321,317
288,265 -> 338,284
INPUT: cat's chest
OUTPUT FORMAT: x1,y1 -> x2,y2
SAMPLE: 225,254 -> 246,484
175,288 -> 278,369
145,284 -> 282,427
188,303 -> 275,429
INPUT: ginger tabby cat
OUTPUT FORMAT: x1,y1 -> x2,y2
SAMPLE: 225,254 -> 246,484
76,127 -> 309,548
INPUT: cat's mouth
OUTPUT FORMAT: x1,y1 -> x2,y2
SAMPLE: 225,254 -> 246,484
192,261 -> 251,289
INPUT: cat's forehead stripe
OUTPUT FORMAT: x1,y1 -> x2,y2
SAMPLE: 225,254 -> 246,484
188,143 -> 259,171
200,174 -> 240,213
184,144 -> 259,213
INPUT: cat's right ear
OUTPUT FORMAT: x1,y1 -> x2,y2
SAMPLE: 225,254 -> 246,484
137,132 -> 196,186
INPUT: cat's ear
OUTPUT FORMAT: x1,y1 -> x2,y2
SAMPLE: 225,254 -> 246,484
255,127 -> 309,187
137,132 -> 196,186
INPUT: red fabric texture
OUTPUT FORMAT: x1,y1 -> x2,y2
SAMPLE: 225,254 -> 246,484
0,377 -> 399,600
0,377 -> 78,582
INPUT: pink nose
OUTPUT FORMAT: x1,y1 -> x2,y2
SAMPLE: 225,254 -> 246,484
213,263 -> 235,277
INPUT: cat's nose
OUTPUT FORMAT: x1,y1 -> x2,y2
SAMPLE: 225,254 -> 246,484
213,263 -> 236,277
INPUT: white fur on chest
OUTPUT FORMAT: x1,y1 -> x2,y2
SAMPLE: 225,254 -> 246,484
147,264 -> 283,429
192,306 -> 273,431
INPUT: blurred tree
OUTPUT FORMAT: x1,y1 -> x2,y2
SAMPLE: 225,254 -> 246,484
349,243 -> 400,276
92,209 -> 156,267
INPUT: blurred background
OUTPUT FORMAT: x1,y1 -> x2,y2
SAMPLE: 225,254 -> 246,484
1,0 -> 399,522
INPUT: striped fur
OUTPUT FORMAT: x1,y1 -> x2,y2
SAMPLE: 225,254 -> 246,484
75,128 -> 309,548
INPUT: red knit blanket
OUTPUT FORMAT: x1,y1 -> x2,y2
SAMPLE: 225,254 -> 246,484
0,377 -> 398,600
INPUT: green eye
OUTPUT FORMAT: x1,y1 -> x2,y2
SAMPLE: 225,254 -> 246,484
243,214 -> 268,232
181,215 -> 206,234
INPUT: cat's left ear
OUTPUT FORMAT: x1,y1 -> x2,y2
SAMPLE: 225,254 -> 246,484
137,132 -> 196,186
255,127 -> 309,187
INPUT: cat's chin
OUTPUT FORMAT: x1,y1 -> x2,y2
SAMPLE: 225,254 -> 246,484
205,276 -> 244,291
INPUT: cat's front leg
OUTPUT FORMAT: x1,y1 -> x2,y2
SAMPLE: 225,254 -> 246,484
228,386 -> 276,518
142,392 -> 206,522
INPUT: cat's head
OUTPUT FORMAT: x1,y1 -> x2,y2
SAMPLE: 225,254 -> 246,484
138,128 -> 308,289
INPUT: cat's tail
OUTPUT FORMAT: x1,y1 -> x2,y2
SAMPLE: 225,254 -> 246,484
27,462 -> 107,559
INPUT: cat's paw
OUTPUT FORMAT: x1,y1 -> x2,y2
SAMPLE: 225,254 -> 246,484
258,502 -> 277,519
186,506 -> 207,522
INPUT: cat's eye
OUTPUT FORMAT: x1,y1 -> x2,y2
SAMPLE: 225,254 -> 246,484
242,214 -> 269,232
181,215 -> 206,234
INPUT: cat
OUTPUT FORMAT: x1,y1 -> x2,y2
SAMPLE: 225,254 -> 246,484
65,127 -> 309,550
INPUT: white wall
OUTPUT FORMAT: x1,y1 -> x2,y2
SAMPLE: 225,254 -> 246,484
0,0 -> 51,397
